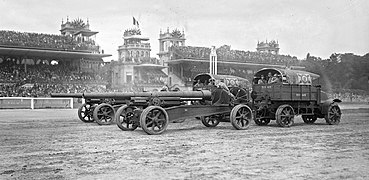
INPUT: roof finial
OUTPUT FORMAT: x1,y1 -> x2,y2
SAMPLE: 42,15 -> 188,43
167,27 -> 169,33
67,16 -> 69,22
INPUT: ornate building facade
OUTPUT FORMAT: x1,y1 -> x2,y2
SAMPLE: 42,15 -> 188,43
60,17 -> 100,54
157,28 -> 186,89
110,27 -> 166,91
256,40 -> 279,54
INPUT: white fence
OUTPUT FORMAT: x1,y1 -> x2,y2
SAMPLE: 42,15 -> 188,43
0,97 -> 73,109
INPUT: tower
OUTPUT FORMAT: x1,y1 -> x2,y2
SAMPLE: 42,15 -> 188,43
256,40 -> 279,54
111,26 -> 166,91
117,28 -> 151,63
157,28 -> 186,86
111,28 -> 151,88
60,17 -> 99,53
157,28 -> 186,64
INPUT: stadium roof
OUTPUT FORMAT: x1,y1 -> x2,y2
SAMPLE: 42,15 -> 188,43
133,63 -> 167,69
123,35 -> 149,41
73,30 -> 98,37
0,46 -> 111,60
166,58 -> 297,69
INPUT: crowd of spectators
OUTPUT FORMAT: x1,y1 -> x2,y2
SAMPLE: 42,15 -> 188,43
171,45 -> 299,65
134,77 -> 166,86
171,46 -> 211,59
0,30 -> 100,53
0,83 -> 106,97
329,89 -> 369,102
0,60 -> 106,84
0,59 -> 108,97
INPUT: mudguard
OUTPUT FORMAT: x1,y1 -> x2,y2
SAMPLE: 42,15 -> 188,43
320,99 -> 341,115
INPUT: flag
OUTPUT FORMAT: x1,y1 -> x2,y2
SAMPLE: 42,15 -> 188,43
133,17 -> 139,27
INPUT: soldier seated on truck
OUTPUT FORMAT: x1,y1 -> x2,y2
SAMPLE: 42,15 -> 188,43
267,72 -> 273,83
209,78 -> 215,85
161,84 -> 169,91
257,75 -> 266,84
216,79 -> 235,99
268,74 -> 281,84
217,79 -> 230,91
194,80 -> 204,87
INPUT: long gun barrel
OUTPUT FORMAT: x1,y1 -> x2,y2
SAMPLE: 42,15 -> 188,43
82,90 -> 212,101
51,93 -> 83,98
51,91 -> 212,101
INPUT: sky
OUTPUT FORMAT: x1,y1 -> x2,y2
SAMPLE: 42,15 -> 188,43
1,0 -> 369,61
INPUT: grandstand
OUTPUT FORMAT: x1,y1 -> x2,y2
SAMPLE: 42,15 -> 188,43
0,18 -> 111,98
159,28 -> 301,90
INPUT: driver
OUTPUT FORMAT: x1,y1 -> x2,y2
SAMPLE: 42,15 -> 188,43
215,79 -> 235,99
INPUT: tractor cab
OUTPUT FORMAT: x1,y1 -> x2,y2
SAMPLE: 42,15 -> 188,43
251,68 -> 321,102
193,73 -> 251,105
193,73 -> 251,91
253,68 -> 319,86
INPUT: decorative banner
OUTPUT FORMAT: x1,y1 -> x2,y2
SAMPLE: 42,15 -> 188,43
297,73 -> 312,85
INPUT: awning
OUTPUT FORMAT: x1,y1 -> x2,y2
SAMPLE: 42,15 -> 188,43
145,69 -> 167,76
22,83 -> 34,88
123,35 -> 149,41
134,63 -> 168,69
73,30 -> 98,37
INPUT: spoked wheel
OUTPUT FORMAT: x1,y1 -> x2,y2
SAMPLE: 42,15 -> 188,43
77,103 -> 94,123
276,104 -> 295,127
93,103 -> 115,125
302,115 -> 317,124
115,105 -> 138,131
201,115 -> 220,127
254,108 -> 270,126
230,87 -> 249,103
230,104 -> 253,130
140,106 -> 169,135
254,118 -> 271,126
325,104 -> 341,125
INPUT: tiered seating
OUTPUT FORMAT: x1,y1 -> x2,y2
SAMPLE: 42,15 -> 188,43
171,45 -> 299,65
0,60 -> 107,97
0,30 -> 99,53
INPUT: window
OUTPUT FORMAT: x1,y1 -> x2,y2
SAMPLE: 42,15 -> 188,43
126,72 -> 132,83
115,73 -> 118,85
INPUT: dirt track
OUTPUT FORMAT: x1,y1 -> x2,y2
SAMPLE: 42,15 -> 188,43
1,104 -> 369,180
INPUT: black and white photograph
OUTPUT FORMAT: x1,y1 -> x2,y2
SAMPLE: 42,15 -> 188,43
1,0 -> 369,179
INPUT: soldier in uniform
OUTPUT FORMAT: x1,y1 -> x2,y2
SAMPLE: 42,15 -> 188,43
258,75 -> 266,84
269,74 -> 281,84
216,79 -> 235,99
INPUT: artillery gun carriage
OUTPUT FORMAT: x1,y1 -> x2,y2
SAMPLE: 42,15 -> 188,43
51,73 -> 253,135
